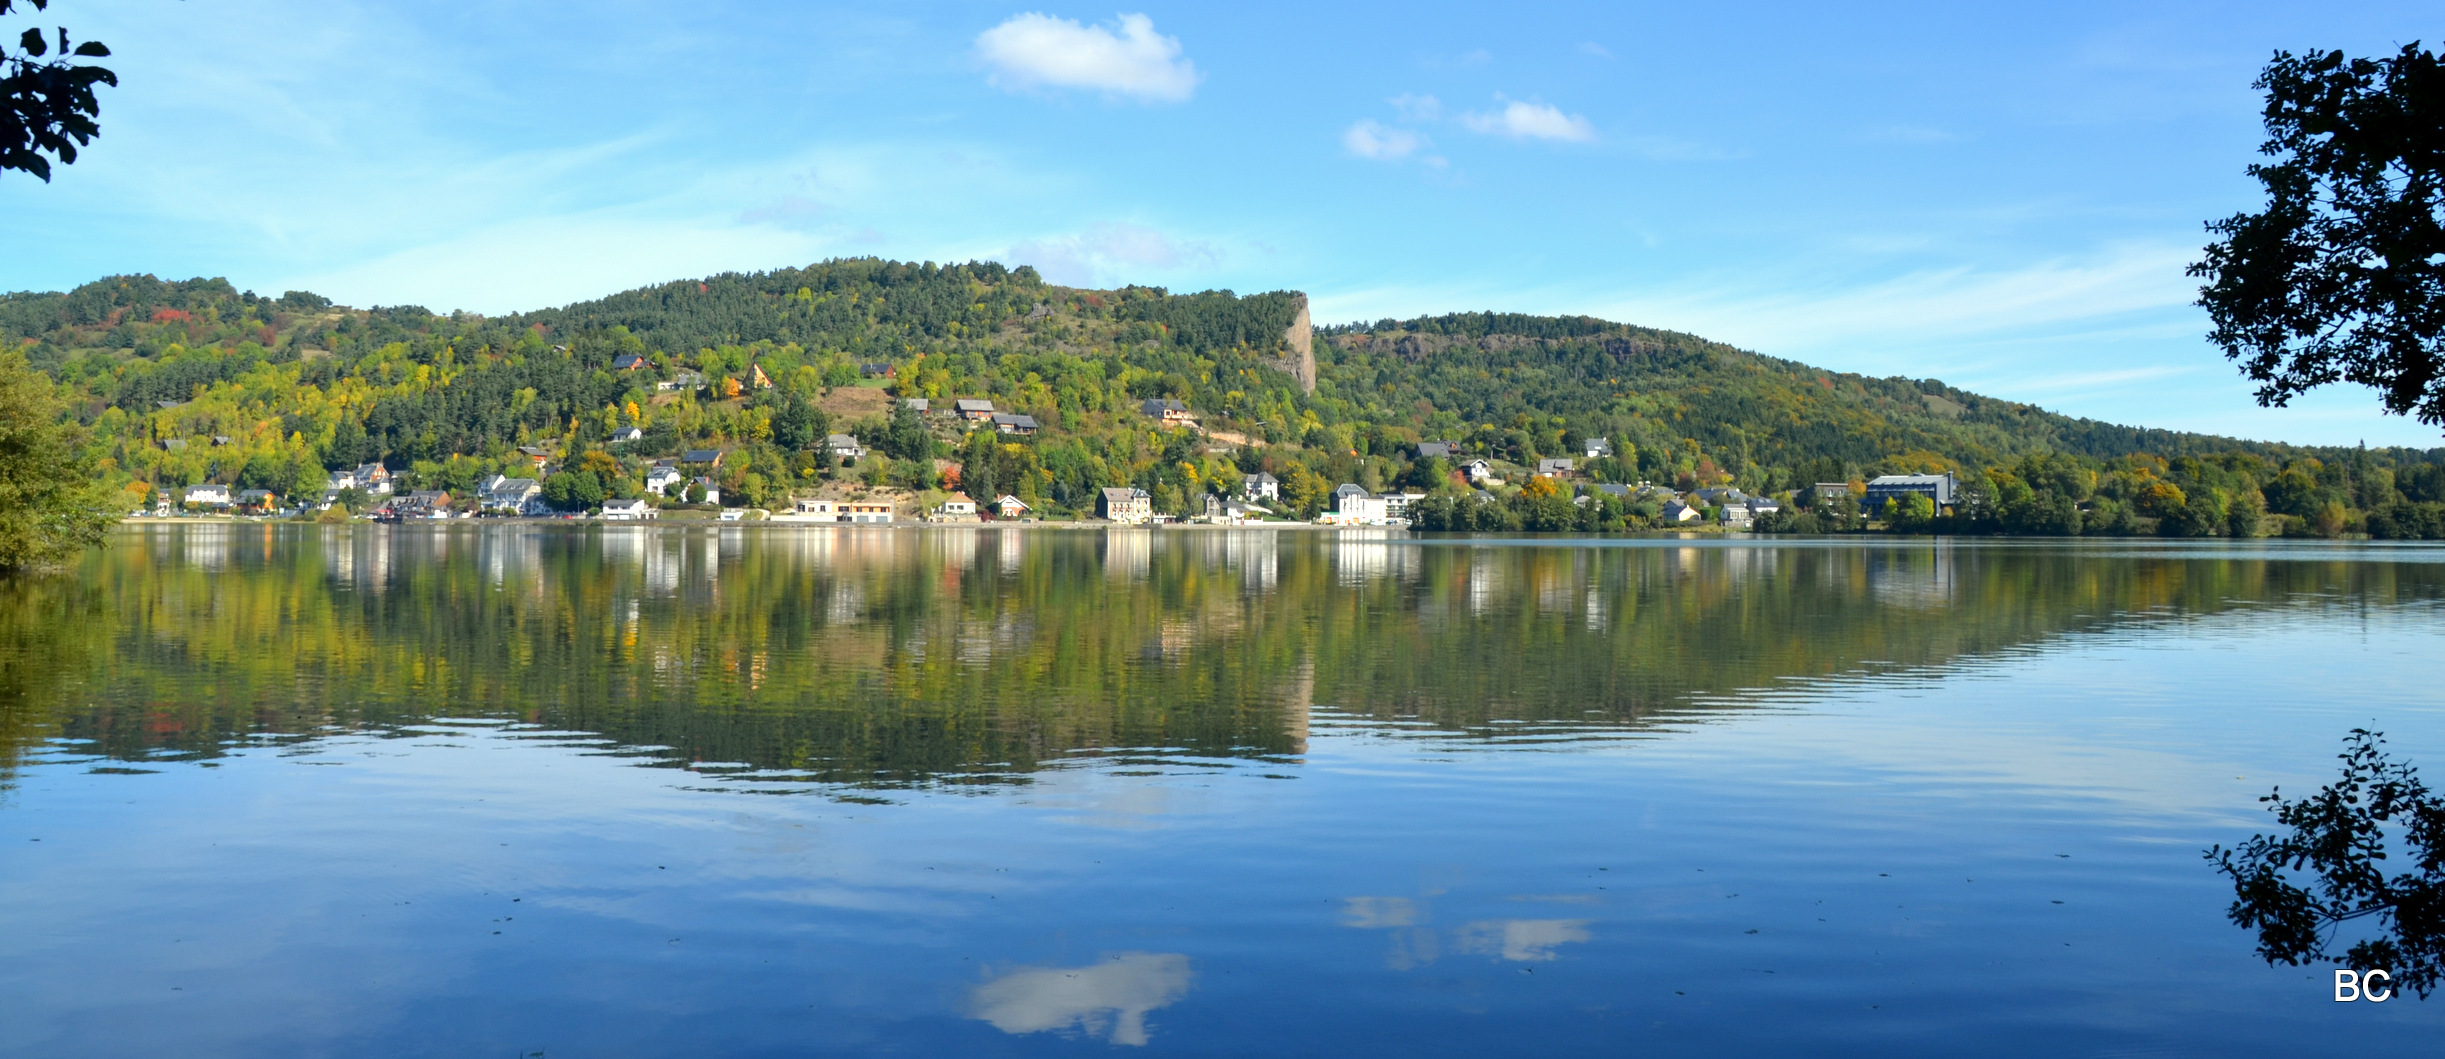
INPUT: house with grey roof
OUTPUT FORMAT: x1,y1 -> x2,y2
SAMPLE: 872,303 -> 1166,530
1099,487 -> 1152,524
1864,473 -> 1956,509
1138,398 -> 1192,424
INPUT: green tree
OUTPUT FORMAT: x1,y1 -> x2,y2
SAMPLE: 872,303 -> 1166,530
0,351 -> 115,568
885,401 -> 934,462
2192,44 -> 2445,430
772,393 -> 823,452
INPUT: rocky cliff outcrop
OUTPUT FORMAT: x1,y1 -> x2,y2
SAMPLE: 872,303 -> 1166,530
1272,294 -> 1315,393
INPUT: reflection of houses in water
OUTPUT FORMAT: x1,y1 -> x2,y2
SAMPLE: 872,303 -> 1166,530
315,525 -> 394,591
1278,659 -> 1312,755
1331,528 -> 1404,586
643,530 -> 683,597
1868,542 -> 1958,609
180,521 -> 230,572
477,527 -> 542,589
996,528 -> 1024,576
1466,550 -> 1506,615
1229,531 -> 1278,594
1101,528 -> 1151,582
359,527 -> 393,591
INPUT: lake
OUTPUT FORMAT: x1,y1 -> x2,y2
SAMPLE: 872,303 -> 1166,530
3,524 -> 2442,1056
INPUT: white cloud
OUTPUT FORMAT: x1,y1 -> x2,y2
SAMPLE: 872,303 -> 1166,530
974,13 -> 1200,103
1008,222 -> 1218,287
1460,100 -> 1595,142
1579,42 -> 1614,60
1390,93 -> 1442,122
1342,120 -> 1424,161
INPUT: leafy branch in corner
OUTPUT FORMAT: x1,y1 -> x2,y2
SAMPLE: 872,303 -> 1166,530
2190,44 -> 2443,429
2206,729 -> 2445,997
1,0 -> 114,181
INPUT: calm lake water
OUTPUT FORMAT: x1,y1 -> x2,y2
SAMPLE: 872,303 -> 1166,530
3,525 -> 2443,1056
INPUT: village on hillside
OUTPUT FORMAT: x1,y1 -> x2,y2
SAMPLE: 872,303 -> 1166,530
148,382 -> 1955,531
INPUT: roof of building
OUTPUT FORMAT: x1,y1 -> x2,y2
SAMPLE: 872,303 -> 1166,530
1417,441 -> 1456,459
992,412 -> 1039,428
1101,486 -> 1148,502
1139,398 -> 1189,414
682,449 -> 724,463
1866,473 -> 1954,486
826,433 -> 861,448
611,353 -> 648,370
955,398 -> 995,412
1243,472 -> 1278,485
902,398 -> 929,411
1584,438 -> 1614,456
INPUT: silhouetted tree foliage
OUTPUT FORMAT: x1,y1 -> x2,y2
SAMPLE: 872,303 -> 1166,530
2207,730 -> 2445,998
0,0 -> 112,181
2193,44 -> 2445,430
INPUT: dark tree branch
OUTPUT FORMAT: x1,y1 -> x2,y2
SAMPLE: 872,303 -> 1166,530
2192,45 -> 2445,430
0,0 -> 113,181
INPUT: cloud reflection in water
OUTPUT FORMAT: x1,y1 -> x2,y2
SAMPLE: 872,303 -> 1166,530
969,952 -> 1194,1047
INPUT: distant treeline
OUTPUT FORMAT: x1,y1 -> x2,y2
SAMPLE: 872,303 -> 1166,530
4,260 -> 2438,532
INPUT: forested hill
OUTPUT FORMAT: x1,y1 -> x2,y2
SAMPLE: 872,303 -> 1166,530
2,260 -> 2435,525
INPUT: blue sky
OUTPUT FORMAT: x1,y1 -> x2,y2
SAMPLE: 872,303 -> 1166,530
4,1 -> 2437,445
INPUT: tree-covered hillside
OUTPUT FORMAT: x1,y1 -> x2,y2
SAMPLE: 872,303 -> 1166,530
2,258 -> 2438,533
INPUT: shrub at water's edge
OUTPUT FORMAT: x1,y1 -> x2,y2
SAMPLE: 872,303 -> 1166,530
0,351 -> 117,571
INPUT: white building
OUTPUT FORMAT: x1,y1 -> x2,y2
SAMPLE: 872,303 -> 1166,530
644,465 -> 684,496
934,493 -> 979,521
600,498 -> 654,520
184,484 -> 232,507
476,474 -> 546,516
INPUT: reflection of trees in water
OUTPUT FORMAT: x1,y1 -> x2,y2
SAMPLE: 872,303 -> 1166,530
0,574 -> 108,784
6,528 -> 2443,790
2208,729 -> 2445,998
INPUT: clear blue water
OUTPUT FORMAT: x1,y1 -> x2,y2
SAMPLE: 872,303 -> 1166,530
2,526 -> 2441,1055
